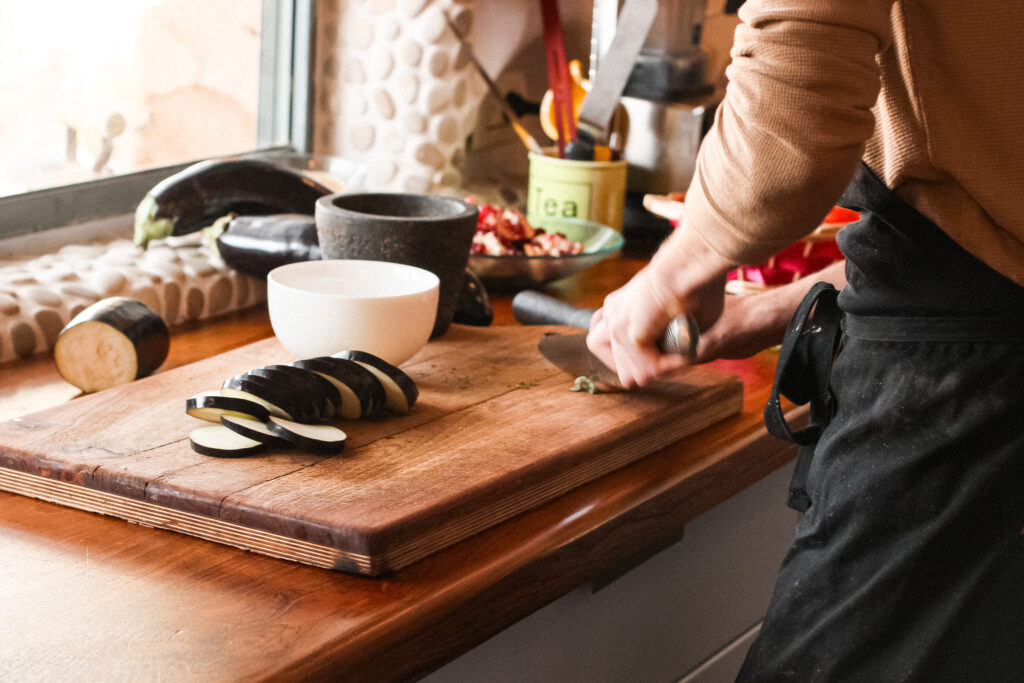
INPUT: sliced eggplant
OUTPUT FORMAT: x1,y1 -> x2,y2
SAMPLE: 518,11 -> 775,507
246,365 -> 339,419
223,374 -> 320,423
266,416 -> 347,454
54,297 -> 170,393
332,350 -> 418,414
133,158 -> 331,248
220,414 -> 288,447
219,387 -> 291,420
189,424 -> 265,458
214,214 -> 322,280
230,371 -> 324,422
221,375 -> 315,421
185,391 -> 271,423
290,357 -> 386,419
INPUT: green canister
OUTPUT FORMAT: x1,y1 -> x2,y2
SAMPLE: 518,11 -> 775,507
526,150 -> 628,231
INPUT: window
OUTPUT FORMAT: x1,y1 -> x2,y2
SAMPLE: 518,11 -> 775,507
0,0 -> 314,239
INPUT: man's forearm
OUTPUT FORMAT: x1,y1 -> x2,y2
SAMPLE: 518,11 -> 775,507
695,259 -> 847,362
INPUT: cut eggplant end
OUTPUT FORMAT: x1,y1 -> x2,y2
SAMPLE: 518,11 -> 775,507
54,298 -> 170,394
189,425 -> 265,458
186,392 -> 271,423
220,414 -> 288,446
267,416 -> 347,454
333,350 -> 418,414
54,321 -> 137,393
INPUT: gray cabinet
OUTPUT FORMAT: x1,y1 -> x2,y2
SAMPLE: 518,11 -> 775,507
426,462 -> 798,682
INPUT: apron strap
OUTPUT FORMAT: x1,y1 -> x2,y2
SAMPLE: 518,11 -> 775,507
844,314 -> 1024,343
764,281 -> 843,446
764,281 -> 845,512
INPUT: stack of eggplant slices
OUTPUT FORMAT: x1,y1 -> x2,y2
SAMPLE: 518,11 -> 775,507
186,350 -> 417,458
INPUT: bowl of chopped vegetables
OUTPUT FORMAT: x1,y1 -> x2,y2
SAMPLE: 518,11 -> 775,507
466,200 -> 624,290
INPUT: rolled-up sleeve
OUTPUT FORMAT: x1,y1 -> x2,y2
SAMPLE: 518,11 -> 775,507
684,0 -> 895,264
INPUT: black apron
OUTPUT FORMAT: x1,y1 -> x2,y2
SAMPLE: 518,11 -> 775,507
738,164 -> 1024,682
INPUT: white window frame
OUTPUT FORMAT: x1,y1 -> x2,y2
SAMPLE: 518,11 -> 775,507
0,0 -> 315,241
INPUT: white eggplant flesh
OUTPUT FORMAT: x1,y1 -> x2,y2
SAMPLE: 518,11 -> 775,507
267,416 -> 347,454
219,387 -> 292,420
189,425 -> 265,458
186,391 -> 271,423
220,414 -> 287,446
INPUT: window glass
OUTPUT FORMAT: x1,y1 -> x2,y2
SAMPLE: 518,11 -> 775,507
0,0 -> 263,199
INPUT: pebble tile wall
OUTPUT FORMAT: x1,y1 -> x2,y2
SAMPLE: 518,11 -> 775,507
314,0 -> 486,194
0,233 -> 263,364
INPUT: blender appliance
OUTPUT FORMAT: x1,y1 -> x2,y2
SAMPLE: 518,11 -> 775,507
608,0 -> 745,239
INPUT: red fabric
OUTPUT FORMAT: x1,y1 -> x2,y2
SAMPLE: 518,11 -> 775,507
670,206 -> 855,287
721,207 -> 854,286
728,239 -> 844,286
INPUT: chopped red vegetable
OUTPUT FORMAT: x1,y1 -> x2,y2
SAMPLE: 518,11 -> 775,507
467,197 -> 584,257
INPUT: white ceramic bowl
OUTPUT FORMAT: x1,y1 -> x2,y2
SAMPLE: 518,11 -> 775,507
267,259 -> 439,366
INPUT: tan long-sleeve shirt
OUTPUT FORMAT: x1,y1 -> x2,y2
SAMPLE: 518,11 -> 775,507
683,0 -> 1024,287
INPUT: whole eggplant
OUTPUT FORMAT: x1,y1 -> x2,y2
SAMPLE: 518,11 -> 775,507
215,214 -> 321,280
133,158 -> 332,248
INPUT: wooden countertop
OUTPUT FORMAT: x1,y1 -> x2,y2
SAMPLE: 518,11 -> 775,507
0,244 -> 801,681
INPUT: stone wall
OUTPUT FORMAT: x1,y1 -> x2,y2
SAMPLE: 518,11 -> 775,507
313,0 -> 485,194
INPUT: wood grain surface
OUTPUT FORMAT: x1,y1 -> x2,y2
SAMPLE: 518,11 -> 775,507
0,248 -> 803,681
0,324 -> 743,575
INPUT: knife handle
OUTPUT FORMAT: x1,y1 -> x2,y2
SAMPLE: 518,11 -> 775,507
512,290 -> 700,358
660,314 -> 700,359
564,131 -> 596,161
512,291 -> 595,329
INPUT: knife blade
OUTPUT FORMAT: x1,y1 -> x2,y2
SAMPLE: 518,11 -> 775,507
539,332 -> 623,387
564,0 -> 658,161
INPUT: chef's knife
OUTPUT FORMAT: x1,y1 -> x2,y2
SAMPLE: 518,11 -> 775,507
512,290 -> 699,387
564,0 -> 658,161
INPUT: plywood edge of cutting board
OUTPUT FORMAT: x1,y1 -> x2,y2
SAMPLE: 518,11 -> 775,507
0,466 -> 363,572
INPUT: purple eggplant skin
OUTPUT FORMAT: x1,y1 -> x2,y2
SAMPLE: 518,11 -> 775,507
133,158 -> 332,248
216,214 -> 322,280
453,268 -> 493,326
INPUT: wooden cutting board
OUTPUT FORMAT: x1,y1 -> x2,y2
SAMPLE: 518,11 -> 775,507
0,325 -> 743,575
